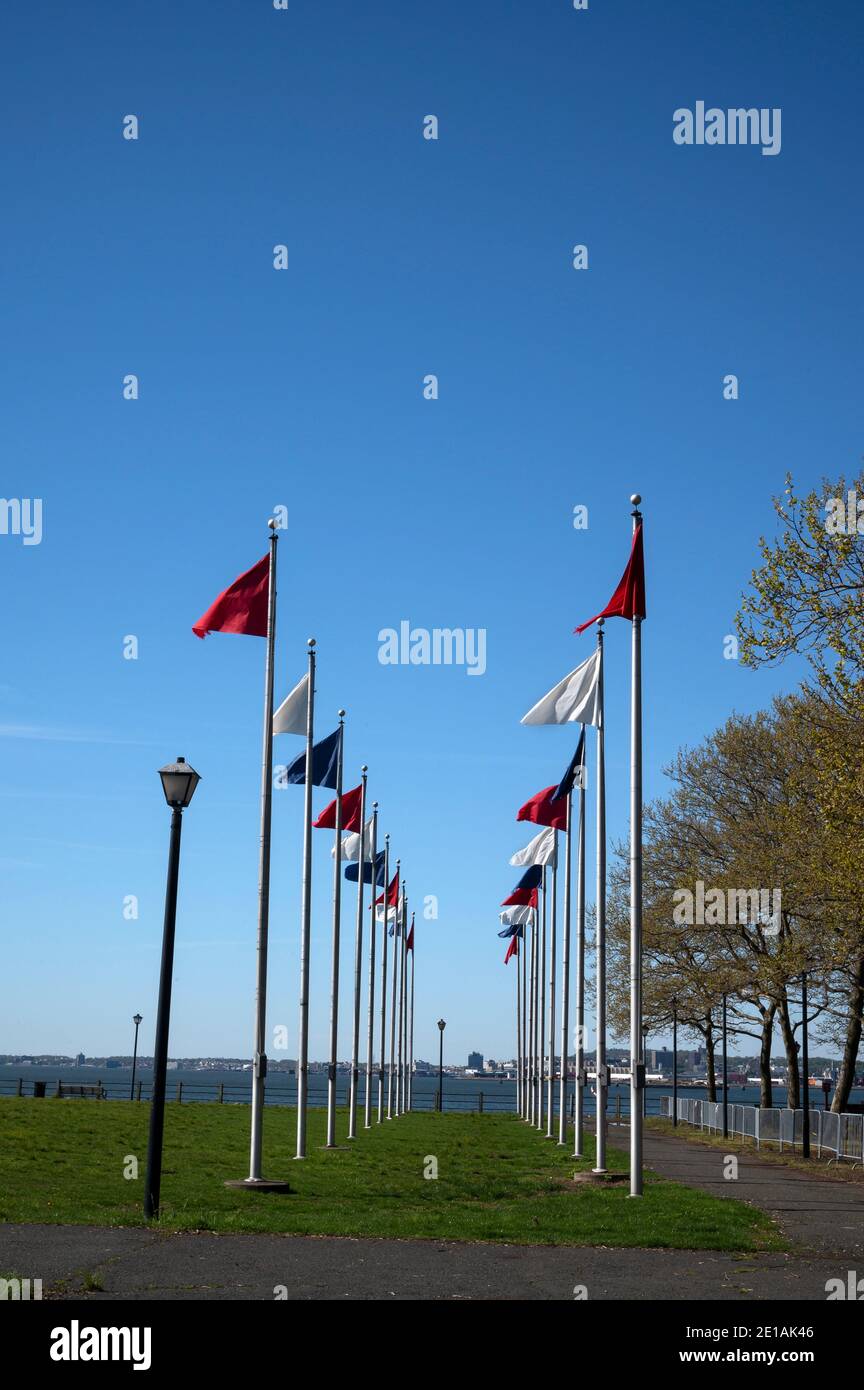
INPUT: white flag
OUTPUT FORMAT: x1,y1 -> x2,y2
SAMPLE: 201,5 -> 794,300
499,905 -> 534,926
510,827 -> 557,868
333,816 -> 375,862
520,648 -> 601,727
273,673 -> 309,736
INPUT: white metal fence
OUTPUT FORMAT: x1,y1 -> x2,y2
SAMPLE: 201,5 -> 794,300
660,1095 -> 864,1162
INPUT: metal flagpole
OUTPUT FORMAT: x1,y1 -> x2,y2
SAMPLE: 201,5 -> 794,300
325,714 -> 346,1148
546,835 -> 557,1137
387,860 -> 400,1118
347,767 -> 367,1140
574,771 -> 586,1157
521,918 -> 527,1118
401,896 -> 409,1111
295,637 -> 317,1161
537,865 -> 546,1132
533,907 -> 540,1125
558,783 -> 573,1145
515,932 -> 522,1114
377,835 -> 389,1123
629,495 -> 644,1198
528,911 -> 536,1124
593,621 -> 608,1174
363,803 -> 378,1128
246,521 -> 278,1185
396,883 -> 406,1115
408,915 -> 415,1110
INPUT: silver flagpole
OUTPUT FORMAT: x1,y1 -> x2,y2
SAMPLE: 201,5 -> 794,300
533,907 -> 540,1125
537,865 -> 546,1132
245,521 -> 278,1185
527,910 -> 536,1124
347,767 -> 367,1140
520,918 -> 527,1117
325,714 -> 346,1148
515,932 -> 522,1114
363,803 -> 378,1129
629,495 -> 644,1198
387,860 -> 400,1118
396,883 -> 406,1115
401,896 -> 409,1110
558,783 -> 573,1145
574,772 -> 586,1157
593,620 -> 608,1173
377,835 -> 390,1123
408,916 -> 415,1110
546,835 -> 557,1137
295,637 -> 317,1161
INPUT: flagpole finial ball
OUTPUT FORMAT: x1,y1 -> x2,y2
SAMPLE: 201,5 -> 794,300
373,800 -> 378,809
630,493 -> 641,506
362,764 -> 368,773
338,708 -> 346,719
307,637 -> 316,648
268,517 -> 278,530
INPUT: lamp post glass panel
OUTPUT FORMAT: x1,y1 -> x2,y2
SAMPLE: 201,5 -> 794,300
437,1019 -> 446,1113
130,1014 -> 142,1102
144,759 -> 200,1220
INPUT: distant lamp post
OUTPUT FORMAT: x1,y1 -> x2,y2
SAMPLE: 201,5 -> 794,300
672,998 -> 678,1127
721,994 -> 728,1139
130,1014 -> 143,1101
437,1019 -> 446,1113
642,1023 -> 649,1117
144,758 -> 200,1220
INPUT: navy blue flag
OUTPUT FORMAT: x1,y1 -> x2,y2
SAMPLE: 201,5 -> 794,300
282,727 -> 341,789
552,727 -> 586,803
513,864 -> 543,892
497,922 -> 525,945
345,851 -> 386,885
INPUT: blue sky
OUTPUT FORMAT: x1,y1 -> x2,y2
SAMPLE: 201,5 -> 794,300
2,0 -> 861,1066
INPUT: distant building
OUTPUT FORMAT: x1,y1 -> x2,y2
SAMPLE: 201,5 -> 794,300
468,1051 -> 483,1071
75,1053 -> 85,1067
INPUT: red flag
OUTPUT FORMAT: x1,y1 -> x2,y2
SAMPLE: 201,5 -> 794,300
406,917 -> 415,952
517,785 -> 568,831
501,887 -> 538,908
375,873 -> 399,907
192,554 -> 270,639
504,936 -> 518,963
313,784 -> 362,831
574,522 -> 646,634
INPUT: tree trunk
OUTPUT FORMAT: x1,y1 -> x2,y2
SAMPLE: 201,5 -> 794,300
777,992 -> 800,1108
759,1002 -> 776,1109
832,953 -> 864,1113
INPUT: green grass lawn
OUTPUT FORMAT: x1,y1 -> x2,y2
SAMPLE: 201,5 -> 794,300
0,1098 -> 783,1251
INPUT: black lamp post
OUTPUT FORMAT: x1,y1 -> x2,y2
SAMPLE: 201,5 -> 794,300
144,758 -> 200,1220
130,1014 -> 143,1101
722,993 -> 728,1139
801,970 -> 810,1160
437,1019 -> 446,1113
672,997 -> 678,1127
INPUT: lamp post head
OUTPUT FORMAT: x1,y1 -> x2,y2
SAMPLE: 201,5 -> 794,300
158,757 -> 201,809
437,1019 -> 446,1032
133,1014 -> 142,1027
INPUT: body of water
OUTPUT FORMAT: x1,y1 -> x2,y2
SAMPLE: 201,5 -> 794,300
1,1064 -> 860,1116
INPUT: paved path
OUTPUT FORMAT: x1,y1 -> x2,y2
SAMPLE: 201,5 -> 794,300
0,1222 -> 849,1301
606,1122 -> 864,1259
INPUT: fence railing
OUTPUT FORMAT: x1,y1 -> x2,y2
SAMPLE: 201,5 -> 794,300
0,1076 -> 515,1113
660,1095 -> 864,1162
